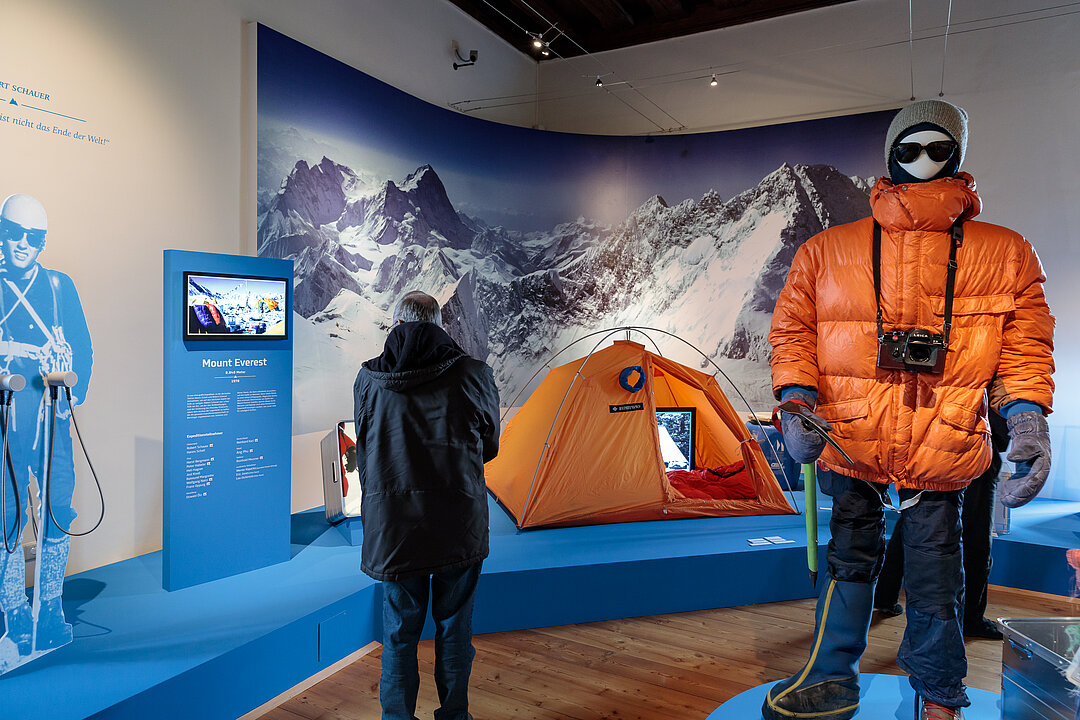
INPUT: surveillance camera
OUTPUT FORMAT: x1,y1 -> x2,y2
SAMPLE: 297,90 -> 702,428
468,49 -> 478,62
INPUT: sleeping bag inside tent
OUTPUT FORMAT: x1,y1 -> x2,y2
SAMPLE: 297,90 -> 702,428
485,340 -> 796,529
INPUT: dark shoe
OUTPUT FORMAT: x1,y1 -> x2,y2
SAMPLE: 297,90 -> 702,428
34,597 -> 73,651
764,676 -> 860,720
963,616 -> 1002,640
761,578 -> 873,720
876,603 -> 903,618
919,698 -> 964,719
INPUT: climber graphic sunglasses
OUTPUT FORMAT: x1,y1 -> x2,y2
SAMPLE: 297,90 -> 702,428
0,217 -> 47,249
892,140 -> 957,164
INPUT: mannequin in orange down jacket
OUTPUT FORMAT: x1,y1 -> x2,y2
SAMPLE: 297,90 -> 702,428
761,100 -> 1054,720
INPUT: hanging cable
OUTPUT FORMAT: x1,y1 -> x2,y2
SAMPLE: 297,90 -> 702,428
478,0 -> 568,60
516,0 -> 686,131
1,396 -> 20,553
908,0 -> 916,100
44,386 -> 105,537
939,0 -> 954,97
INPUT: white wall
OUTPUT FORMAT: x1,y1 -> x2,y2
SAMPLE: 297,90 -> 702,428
0,0 -> 534,575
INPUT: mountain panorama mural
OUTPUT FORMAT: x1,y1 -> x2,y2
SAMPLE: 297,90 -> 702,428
255,25 -> 889,434
257,155 -> 874,425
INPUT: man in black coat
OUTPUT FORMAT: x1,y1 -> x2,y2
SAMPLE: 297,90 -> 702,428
354,291 -> 499,720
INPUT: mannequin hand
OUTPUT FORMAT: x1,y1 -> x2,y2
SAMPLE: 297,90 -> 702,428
776,389 -> 831,464
1001,411 -> 1051,508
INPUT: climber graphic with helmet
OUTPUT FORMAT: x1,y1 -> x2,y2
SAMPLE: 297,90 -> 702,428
763,100 -> 1055,720
0,193 -> 93,674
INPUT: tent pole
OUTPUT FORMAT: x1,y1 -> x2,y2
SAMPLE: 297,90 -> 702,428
520,327 -> 645,523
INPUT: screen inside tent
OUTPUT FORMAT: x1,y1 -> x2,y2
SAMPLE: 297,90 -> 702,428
337,421 -> 362,515
657,407 -> 695,471
184,271 -> 289,339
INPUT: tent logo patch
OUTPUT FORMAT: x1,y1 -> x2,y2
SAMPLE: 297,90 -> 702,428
610,402 -> 644,413
618,365 -> 646,392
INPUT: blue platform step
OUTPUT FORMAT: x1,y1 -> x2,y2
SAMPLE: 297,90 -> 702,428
0,493 -> 1074,719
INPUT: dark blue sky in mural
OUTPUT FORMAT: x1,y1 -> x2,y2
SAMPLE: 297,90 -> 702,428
258,25 -> 892,232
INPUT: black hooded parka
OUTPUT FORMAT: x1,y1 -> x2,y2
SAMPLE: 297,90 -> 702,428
353,321 -> 500,581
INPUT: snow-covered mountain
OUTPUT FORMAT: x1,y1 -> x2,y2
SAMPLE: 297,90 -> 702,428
258,156 -> 871,432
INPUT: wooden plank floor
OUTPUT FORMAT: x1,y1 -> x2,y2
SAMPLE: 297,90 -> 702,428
258,586 -> 1080,720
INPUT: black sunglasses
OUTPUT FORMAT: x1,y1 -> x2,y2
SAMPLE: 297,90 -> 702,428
0,217 -> 47,249
892,140 -> 957,165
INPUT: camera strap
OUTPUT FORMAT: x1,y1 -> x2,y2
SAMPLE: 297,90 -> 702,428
872,221 -> 963,347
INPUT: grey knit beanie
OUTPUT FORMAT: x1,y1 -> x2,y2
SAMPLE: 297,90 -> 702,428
884,99 -> 968,169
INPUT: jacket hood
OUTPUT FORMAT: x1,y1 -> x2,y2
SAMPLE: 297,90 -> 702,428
362,321 -> 467,391
870,172 -> 982,232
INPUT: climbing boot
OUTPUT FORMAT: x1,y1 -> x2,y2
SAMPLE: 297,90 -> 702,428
762,578 -> 874,720
0,603 -> 34,673
34,597 -> 73,651
33,536 -> 73,651
918,697 -> 965,719
1,602 -> 33,655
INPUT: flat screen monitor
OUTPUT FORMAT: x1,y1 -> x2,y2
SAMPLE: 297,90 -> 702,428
657,407 -> 695,471
319,420 -> 362,522
184,271 -> 289,340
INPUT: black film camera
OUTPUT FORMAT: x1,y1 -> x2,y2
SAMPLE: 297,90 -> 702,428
877,328 -> 947,373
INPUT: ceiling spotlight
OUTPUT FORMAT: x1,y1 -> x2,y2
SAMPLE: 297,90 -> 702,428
595,76 -> 604,87
541,43 -> 550,56
710,74 -> 718,87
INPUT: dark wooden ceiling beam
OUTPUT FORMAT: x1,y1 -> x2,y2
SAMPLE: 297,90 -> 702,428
575,0 -> 856,54
644,0 -> 689,22
449,0 -> 859,59
579,0 -> 638,30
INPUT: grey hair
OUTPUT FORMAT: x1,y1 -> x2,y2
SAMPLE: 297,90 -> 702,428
392,291 -> 442,327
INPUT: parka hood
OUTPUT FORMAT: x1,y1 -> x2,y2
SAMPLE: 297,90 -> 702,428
362,321 -> 466,391
870,172 -> 982,233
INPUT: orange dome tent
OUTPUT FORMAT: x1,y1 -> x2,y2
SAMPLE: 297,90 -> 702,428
485,335 -> 796,529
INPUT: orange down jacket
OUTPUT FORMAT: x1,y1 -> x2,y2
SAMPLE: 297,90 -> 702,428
768,173 -> 1054,491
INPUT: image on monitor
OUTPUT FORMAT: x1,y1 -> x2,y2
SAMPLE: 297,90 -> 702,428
337,421 -> 362,516
184,271 -> 289,339
657,407 -> 696,471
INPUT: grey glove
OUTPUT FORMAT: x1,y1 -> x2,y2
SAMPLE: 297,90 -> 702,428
1001,410 -> 1051,508
777,389 -> 831,465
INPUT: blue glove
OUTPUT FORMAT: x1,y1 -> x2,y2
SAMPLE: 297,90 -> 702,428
776,388 -> 831,465
1001,410 -> 1051,508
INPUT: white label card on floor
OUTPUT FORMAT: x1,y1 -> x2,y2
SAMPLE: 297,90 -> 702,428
748,536 -> 796,546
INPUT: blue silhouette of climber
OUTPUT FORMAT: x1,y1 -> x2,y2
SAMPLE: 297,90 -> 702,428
0,193 -> 93,673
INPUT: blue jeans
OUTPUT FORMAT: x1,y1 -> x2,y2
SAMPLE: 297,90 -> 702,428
827,473 -> 968,708
381,563 -> 481,720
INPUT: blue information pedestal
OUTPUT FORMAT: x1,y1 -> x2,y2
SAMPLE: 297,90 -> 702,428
162,250 -> 294,590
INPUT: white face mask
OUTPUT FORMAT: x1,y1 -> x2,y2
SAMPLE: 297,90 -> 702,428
894,129 -> 954,180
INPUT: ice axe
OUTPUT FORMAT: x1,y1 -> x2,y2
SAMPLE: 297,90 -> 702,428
804,462 -> 819,588
773,399 -> 855,588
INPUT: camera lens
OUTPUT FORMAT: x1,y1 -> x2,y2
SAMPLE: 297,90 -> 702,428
909,346 -> 930,362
